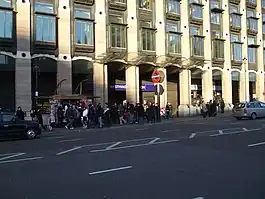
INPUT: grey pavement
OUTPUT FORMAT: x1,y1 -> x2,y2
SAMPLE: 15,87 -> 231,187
0,115 -> 265,199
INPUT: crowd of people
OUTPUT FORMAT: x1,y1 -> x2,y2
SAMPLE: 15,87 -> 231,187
200,98 -> 225,118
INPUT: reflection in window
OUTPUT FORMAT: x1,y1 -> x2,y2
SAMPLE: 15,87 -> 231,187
35,2 -> 54,14
74,7 -> 93,46
191,36 -> 204,56
0,0 -> 11,7
111,24 -> 126,48
166,22 -> 181,54
211,12 -> 220,24
232,43 -> 242,61
191,5 -> 203,19
0,10 -> 12,39
141,28 -> 155,51
139,0 -> 152,10
167,0 -> 180,14
36,15 -> 55,42
230,13 -> 241,27
248,47 -> 256,63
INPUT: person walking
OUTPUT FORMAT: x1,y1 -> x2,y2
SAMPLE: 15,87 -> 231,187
201,101 -> 208,118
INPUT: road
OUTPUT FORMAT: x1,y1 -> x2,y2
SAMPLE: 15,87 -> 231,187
0,115 -> 265,199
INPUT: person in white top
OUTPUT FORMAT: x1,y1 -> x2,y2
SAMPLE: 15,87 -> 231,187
81,107 -> 88,128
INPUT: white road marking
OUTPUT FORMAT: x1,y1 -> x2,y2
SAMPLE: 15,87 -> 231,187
57,138 -> 83,143
106,142 -> 122,150
0,152 -> 21,157
135,128 -> 148,131
148,138 -> 160,144
210,128 -> 261,137
0,153 -> 25,161
89,166 -> 132,175
218,130 -> 223,134
90,139 -> 179,153
195,127 -> 241,134
193,197 -> 204,199
248,141 -> 265,147
0,157 -> 43,164
161,129 -> 179,132
189,133 -> 196,138
56,146 -> 83,156
242,128 -> 248,131
46,136 -> 65,140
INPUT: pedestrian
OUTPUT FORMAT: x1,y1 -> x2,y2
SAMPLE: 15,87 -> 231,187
15,106 -> 25,120
96,104 -> 104,128
201,101 -> 208,118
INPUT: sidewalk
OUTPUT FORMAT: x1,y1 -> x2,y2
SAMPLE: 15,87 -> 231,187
49,112 -> 232,134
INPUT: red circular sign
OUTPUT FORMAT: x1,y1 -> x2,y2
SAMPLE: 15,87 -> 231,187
151,69 -> 161,83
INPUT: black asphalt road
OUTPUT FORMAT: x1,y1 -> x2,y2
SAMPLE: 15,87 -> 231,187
0,115 -> 265,199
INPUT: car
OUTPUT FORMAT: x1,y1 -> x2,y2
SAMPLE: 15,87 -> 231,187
0,111 -> 41,140
232,101 -> 265,120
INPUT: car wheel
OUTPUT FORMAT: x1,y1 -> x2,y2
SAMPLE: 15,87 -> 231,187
26,129 -> 36,140
236,117 -> 242,120
251,113 -> 257,120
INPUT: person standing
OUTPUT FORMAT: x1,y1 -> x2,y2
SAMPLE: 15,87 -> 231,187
201,101 -> 208,118
15,106 -> 25,120
96,104 -> 104,128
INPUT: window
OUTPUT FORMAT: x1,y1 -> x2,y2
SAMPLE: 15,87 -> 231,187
191,36 -> 204,56
247,18 -> 258,31
141,28 -> 155,51
247,0 -> 256,4
263,24 -> 265,34
230,33 -> 239,42
110,24 -> 126,48
211,12 -> 220,24
167,0 -> 180,14
248,36 -> 256,45
263,0 -> 265,8
264,50 -> 265,64
213,39 -> 224,59
34,2 -> 56,42
212,30 -> 221,39
74,7 -> 94,46
248,47 -> 256,63
190,26 -> 202,35
190,0 -> 201,3
112,0 -> 126,2
230,13 -> 241,27
232,43 -> 242,61
191,5 -> 203,19
0,10 -> 12,39
166,22 -> 181,54
0,0 -> 11,7
247,9 -> 255,18
229,4 -> 239,13
139,0 -> 152,10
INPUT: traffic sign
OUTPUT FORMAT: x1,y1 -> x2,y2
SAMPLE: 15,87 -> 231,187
151,69 -> 161,83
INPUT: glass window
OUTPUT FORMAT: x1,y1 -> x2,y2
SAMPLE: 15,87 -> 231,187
263,39 -> 265,48
141,28 -> 155,51
167,0 -> 180,14
35,2 -> 54,14
247,0 -> 256,4
139,0 -> 152,10
229,4 -> 239,13
213,40 -> 224,59
166,22 -> 181,54
0,0 -> 11,7
75,8 -> 91,19
248,18 -> 258,31
36,15 -> 55,42
0,10 -> 12,39
191,36 -> 204,56
110,24 -> 126,48
211,12 -> 220,24
190,0 -> 201,3
264,50 -> 265,64
263,24 -> 265,34
191,5 -> 203,19
166,22 -> 180,32
248,47 -> 256,63
230,34 -> 239,42
210,0 -> 220,8
230,13 -> 241,27
263,0 -> 265,8
75,20 -> 93,45
247,9 -> 255,17
232,43 -> 242,61
190,26 -> 201,35
248,36 -> 256,45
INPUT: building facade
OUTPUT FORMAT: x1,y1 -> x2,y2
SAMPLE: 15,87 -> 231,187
1,0 -> 265,115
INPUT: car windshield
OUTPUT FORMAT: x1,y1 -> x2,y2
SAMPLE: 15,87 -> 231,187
2,114 -> 14,122
234,103 -> 245,108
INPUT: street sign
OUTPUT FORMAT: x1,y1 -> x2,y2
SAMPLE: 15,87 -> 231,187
155,84 -> 164,95
151,69 -> 161,83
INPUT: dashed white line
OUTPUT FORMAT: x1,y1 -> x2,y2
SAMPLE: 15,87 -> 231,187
57,138 -> 83,143
161,129 -> 179,133
189,133 -> 196,138
89,166 -> 132,175
242,128 -> 248,131
0,157 -> 43,164
0,152 -> 21,157
90,139 -> 179,153
248,141 -> 265,147
106,142 -> 122,150
56,146 -> 83,156
148,137 -> 160,144
0,153 -> 25,161
193,197 -> 204,199
218,130 -> 223,134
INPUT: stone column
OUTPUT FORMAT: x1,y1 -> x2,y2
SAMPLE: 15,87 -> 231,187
93,63 -> 108,104
256,0 -> 264,100
57,0 -> 72,94
179,70 -> 191,116
94,0 -> 107,104
126,65 -> 139,104
202,67 -> 213,102
240,1 -> 249,102
16,0 -> 31,111
222,0 -> 232,109
202,0 -> 213,101
179,0 -> 191,114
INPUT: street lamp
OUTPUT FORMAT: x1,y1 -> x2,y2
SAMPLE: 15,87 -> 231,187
34,65 -> 40,108
243,57 -> 248,101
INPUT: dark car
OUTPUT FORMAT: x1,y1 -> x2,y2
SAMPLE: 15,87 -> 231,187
0,111 -> 41,140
